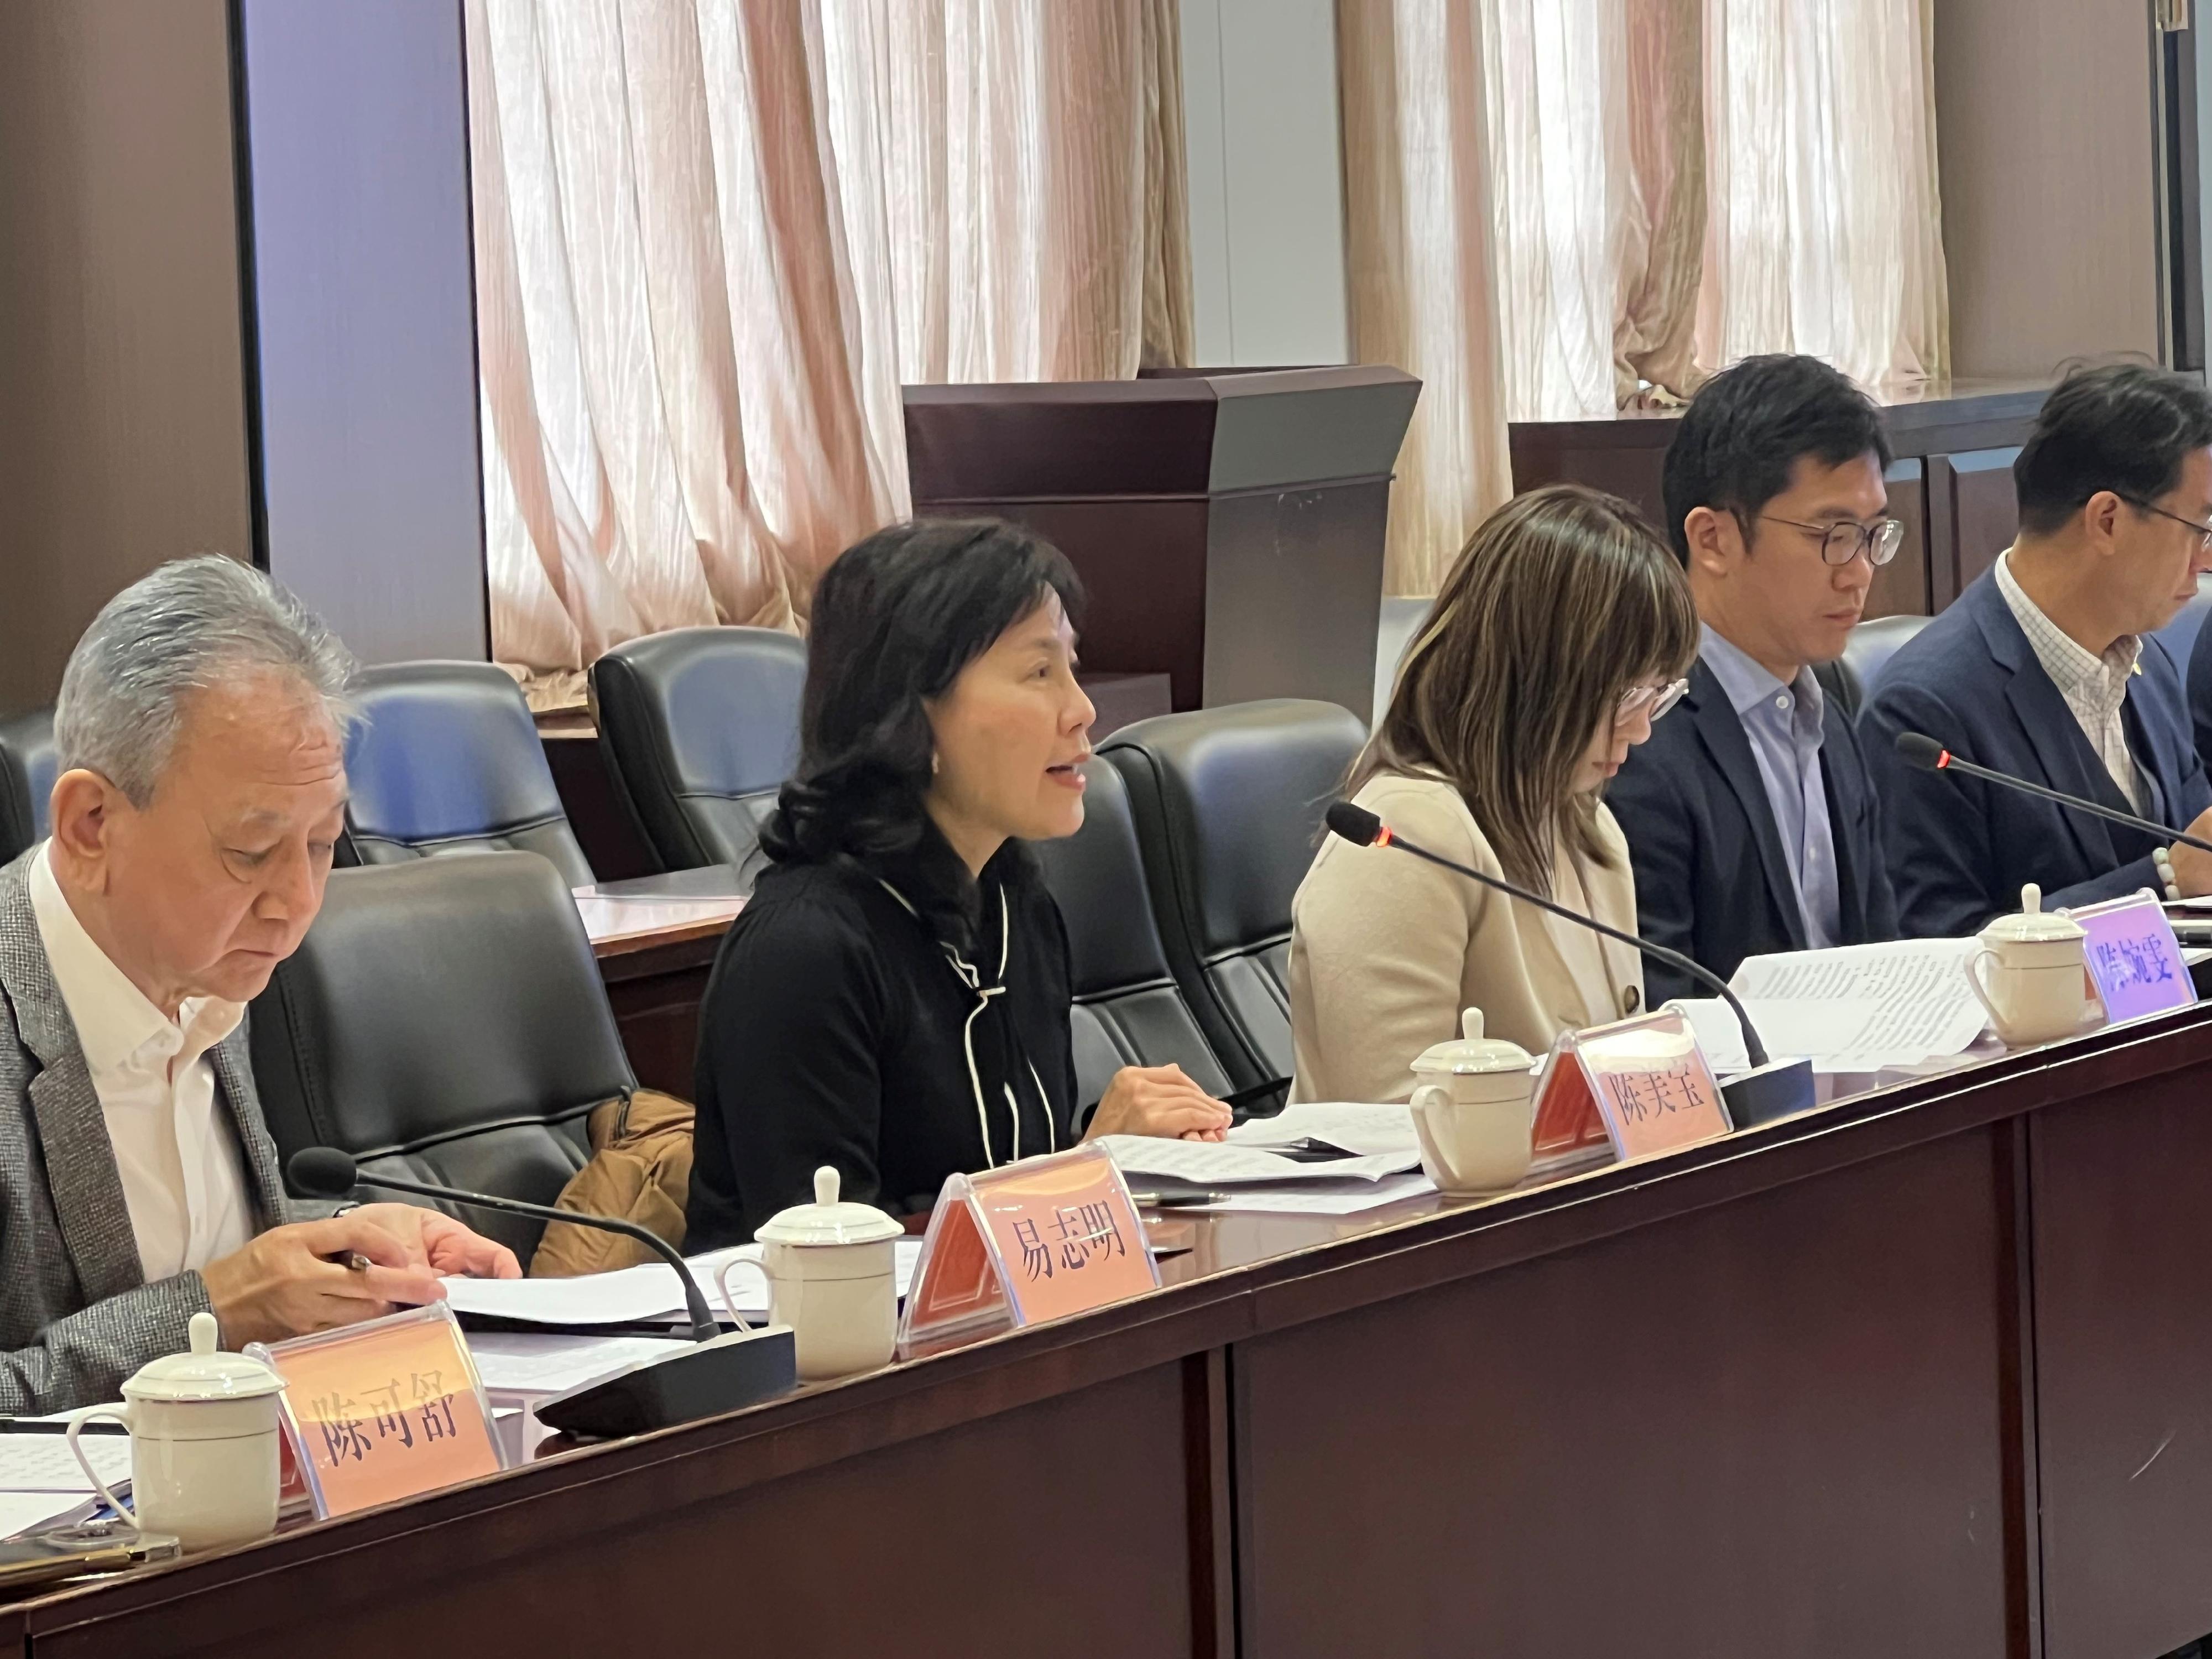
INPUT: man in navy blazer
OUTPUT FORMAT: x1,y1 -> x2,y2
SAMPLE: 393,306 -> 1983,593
1863,365 -> 2212,937
1610,356 -> 1901,1005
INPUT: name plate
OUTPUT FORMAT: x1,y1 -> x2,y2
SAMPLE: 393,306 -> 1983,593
248,1301 -> 504,1519
1533,1008 -> 1734,1164
897,1144 -> 1159,1359
2065,891 -> 2196,1023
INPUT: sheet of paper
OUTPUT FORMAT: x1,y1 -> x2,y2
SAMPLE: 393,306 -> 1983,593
1092,1134 -> 1421,1186
466,1332 -> 690,1396
442,1239 -> 923,1328
1185,1171 -> 1438,1214
1227,1101 -> 1420,1155
1663,997 -> 1884,1072
0,1491 -> 98,1538
0,1435 -> 131,1492
1723,937 -> 1986,1064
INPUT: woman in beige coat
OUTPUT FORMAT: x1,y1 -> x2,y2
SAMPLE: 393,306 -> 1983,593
1290,485 -> 1698,1104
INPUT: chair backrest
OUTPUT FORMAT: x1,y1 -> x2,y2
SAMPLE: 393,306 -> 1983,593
1373,596 -> 1433,727
343,662 -> 593,888
2153,574 -> 2212,667
1838,614 -> 1935,706
0,710 -> 56,866
591,626 -> 807,878
249,854 -> 636,1261
1029,759 -> 1237,1113
1101,699 -> 1368,1090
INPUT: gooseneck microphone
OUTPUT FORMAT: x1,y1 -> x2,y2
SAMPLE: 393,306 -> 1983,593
1324,801 -> 1815,1126
288,1146 -> 717,1341
288,1146 -> 800,1438
1894,731 -> 2212,856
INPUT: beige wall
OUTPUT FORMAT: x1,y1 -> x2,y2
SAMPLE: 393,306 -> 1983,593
1936,0 -> 2163,378
0,0 -> 253,712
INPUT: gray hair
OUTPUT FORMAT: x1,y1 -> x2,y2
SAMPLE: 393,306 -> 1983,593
54,556 -> 358,806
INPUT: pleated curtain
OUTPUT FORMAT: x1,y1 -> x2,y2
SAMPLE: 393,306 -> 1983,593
1342,0 -> 1948,597
467,0 -> 1192,698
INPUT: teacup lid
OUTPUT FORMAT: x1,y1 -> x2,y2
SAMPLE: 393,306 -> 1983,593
122,1312 -> 285,1402
1980,883 -> 2085,944
755,1167 -> 904,1246
1409,1008 -> 1536,1076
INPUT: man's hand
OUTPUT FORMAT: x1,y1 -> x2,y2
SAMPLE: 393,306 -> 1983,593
2169,806 -> 2212,896
200,1214 -> 446,1349
348,1203 -> 521,1281
1083,1063 -> 1234,1143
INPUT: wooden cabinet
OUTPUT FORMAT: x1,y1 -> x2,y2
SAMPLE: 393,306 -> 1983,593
1510,382 -> 2047,617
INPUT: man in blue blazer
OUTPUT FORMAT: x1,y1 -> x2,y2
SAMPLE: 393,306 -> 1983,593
1610,356 -> 1901,1005
1863,365 -> 2212,937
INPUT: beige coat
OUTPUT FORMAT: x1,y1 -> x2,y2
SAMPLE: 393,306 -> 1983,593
1288,773 -> 1646,1105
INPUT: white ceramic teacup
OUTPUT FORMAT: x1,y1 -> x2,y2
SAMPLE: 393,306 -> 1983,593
1407,1009 -> 1536,1196
68,1312 -> 284,1553
1968,883 -> 2090,1047
734,1168 -> 902,1381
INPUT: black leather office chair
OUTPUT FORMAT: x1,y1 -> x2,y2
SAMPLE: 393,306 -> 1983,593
249,854 -> 635,1262
1029,759 -> 1237,1117
342,662 -> 594,888
1102,700 -> 1368,1093
1834,614 -> 1935,713
0,710 -> 56,866
591,625 -> 807,878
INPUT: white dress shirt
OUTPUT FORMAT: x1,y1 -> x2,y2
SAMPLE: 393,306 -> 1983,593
1994,549 -> 2146,812
27,843 -> 254,1282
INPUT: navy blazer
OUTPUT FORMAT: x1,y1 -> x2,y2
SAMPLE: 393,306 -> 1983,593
1608,656 -> 1898,1007
1860,569 -> 2210,938
2187,614 -> 2212,765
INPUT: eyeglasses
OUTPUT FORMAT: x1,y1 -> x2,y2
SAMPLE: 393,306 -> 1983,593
1617,677 -> 1688,723
2119,496 -> 2212,554
1759,515 -> 1906,567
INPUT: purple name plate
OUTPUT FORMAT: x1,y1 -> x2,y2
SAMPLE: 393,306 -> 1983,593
2069,893 -> 2195,1023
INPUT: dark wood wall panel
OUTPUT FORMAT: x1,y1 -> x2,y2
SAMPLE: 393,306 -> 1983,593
0,0 -> 253,712
1233,1128 -> 2014,1658
1944,447 -> 2027,607
2031,1063 -> 2212,1659
1867,457 -> 1932,619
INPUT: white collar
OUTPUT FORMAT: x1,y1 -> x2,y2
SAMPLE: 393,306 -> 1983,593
1994,548 -> 2140,703
26,842 -> 244,1078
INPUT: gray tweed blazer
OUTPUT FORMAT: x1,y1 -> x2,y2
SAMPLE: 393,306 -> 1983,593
0,849 -> 299,1412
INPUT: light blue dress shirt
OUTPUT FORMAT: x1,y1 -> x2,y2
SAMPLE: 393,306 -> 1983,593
1699,625 -> 1841,951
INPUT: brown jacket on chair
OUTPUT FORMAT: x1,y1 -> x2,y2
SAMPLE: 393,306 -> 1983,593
529,1089 -> 695,1276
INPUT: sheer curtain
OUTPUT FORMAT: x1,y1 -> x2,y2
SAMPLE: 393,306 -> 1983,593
1342,0 -> 1947,594
468,0 -> 1191,695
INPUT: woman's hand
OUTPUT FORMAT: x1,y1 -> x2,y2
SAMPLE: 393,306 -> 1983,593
1083,1063 -> 1233,1142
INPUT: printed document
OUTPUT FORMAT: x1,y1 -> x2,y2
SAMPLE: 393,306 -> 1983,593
1666,936 -> 1984,1071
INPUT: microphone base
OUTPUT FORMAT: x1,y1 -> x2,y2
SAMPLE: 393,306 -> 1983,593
1721,1057 -> 1817,1129
534,1323 -> 799,1439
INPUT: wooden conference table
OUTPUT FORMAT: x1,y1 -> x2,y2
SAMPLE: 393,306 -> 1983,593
15,1004 -> 2212,1658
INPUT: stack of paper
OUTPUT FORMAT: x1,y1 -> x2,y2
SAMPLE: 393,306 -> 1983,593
0,1431 -> 133,1538
1666,936 -> 1985,1072
442,1239 -> 922,1329
1095,1105 -> 1437,1215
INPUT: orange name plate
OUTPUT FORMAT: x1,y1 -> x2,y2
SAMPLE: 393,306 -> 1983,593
1569,1007 -> 1734,1160
896,1145 -> 1159,1359
248,1301 -> 504,1519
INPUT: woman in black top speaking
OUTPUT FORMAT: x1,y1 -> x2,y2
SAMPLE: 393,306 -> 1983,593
686,519 -> 1232,1246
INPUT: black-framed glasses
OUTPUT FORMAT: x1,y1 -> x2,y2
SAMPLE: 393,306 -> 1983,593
1759,514 -> 1906,567
2119,496 -> 2212,554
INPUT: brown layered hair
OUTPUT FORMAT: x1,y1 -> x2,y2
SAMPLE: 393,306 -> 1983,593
1354,484 -> 1698,894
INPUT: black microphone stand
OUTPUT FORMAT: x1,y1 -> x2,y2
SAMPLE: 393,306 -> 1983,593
1328,805 -> 1816,1128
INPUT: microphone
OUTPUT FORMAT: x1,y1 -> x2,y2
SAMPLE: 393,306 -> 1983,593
289,1147 -> 717,1340
287,1147 -> 797,1438
1323,801 -> 1814,1126
1895,731 -> 2212,855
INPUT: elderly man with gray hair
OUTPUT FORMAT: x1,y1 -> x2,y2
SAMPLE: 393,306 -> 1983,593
0,556 -> 518,1412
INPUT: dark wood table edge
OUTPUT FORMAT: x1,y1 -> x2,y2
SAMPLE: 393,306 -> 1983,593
22,1003 -> 2211,1641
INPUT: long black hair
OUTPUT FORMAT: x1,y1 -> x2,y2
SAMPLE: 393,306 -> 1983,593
761,517 -> 1083,891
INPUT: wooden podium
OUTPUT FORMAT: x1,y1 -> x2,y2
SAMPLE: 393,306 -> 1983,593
904,366 -> 1418,716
